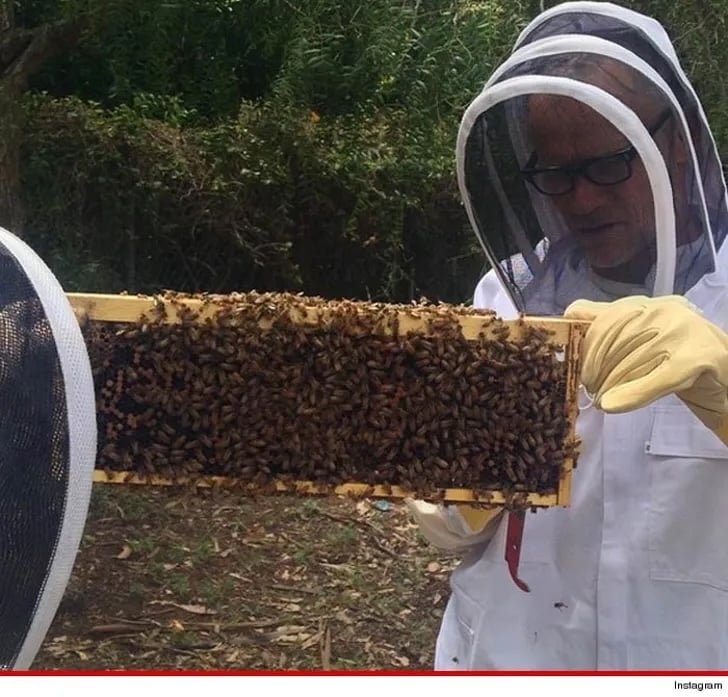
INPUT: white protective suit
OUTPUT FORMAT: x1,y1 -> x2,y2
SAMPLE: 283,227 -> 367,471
430,2 -> 728,669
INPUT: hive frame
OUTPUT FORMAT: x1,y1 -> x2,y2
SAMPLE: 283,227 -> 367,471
68,292 -> 586,508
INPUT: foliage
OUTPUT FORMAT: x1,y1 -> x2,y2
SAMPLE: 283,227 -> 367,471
17,0 -> 728,300
28,0 -> 300,121
28,1 -> 533,124
21,1 -> 536,300
20,94 -> 483,300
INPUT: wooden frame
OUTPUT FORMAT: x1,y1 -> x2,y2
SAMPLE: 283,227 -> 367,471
69,293 -> 587,508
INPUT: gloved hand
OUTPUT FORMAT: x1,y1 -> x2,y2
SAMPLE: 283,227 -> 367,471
564,295 -> 728,431
405,499 -> 503,552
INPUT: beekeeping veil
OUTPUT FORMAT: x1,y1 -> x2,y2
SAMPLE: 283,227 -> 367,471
458,1 -> 728,315
0,228 -> 96,669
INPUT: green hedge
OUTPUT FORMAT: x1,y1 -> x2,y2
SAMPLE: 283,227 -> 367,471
20,95 -> 484,302
18,0 -> 728,302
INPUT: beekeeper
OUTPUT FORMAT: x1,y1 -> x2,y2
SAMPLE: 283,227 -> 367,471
409,2 -> 728,669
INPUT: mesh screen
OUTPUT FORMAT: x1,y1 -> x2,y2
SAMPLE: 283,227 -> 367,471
461,43 -> 725,313
518,9 -> 728,254
0,242 -> 69,669
520,11 -> 639,48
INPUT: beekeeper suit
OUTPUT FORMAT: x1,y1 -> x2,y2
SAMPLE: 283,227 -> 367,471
410,2 -> 728,669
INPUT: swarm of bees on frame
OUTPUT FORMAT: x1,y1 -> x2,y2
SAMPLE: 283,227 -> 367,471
84,291 -> 574,500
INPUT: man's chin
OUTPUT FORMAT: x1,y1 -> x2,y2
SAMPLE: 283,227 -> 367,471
589,255 -> 653,285
586,254 -> 632,270
588,257 -> 627,273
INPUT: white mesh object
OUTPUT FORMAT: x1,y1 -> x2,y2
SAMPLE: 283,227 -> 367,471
0,227 -> 96,670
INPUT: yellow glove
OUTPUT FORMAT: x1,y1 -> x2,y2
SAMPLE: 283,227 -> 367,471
564,295 -> 728,431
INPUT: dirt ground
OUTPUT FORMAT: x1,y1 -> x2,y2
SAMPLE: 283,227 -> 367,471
33,484 -> 461,671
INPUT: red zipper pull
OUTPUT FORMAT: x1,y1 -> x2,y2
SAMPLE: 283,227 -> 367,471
505,510 -> 530,592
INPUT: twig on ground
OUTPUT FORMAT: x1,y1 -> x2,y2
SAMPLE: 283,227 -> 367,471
320,618 -> 331,671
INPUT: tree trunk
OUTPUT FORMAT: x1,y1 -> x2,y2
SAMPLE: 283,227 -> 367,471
0,93 -> 24,235
0,0 -> 11,34
0,0 -> 22,234
0,3 -> 85,234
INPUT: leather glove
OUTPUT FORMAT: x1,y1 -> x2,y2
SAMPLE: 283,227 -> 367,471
564,295 -> 728,431
405,499 -> 503,552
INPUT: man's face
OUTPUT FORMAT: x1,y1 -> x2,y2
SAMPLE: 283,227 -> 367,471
527,96 -> 656,275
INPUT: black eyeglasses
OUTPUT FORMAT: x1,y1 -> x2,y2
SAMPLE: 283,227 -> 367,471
521,109 -> 672,196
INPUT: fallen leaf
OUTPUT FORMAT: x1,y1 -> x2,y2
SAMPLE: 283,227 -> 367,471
335,609 -> 354,626
261,649 -> 276,668
170,619 -> 185,633
116,544 -> 132,560
219,548 -> 233,558
177,603 -> 216,615
301,631 -> 323,650
338,589 -> 361,601
277,632 -> 310,644
393,655 -> 410,667
356,500 -> 371,516
149,600 -> 217,615
276,596 -> 303,603
272,624 -> 307,636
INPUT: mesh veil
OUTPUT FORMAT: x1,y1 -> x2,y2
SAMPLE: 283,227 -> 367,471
0,228 -> 96,670
457,3 -> 727,315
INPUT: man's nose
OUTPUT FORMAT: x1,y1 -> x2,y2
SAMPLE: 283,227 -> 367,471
561,175 -> 606,215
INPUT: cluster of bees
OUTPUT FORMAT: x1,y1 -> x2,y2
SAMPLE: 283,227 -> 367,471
84,291 -> 572,498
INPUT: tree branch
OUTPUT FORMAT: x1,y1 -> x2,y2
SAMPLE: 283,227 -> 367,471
0,26 -> 33,71
2,18 -> 86,91
0,0 -> 14,34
